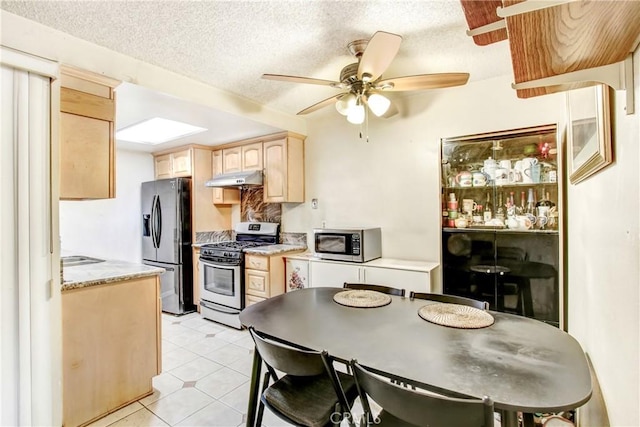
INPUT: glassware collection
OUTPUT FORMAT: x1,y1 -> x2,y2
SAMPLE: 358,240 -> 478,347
441,129 -> 559,232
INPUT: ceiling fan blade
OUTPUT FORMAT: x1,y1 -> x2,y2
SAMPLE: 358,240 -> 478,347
375,73 -> 470,91
262,74 -> 343,88
297,93 -> 345,115
357,31 -> 402,82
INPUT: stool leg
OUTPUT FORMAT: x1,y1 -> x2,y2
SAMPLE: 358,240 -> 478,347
521,278 -> 534,317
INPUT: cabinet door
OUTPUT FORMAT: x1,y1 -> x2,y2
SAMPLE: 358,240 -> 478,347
155,153 -> 173,179
310,261 -> 360,288
171,148 -> 192,177
246,294 -> 266,307
264,137 -> 304,203
246,269 -> 270,298
223,147 -> 242,173
212,150 -> 240,204
364,267 -> 430,294
60,112 -> 113,199
246,254 -> 269,271
60,69 -> 117,200
263,138 -> 287,202
62,277 -> 159,426
242,142 -> 263,171
285,258 -> 309,291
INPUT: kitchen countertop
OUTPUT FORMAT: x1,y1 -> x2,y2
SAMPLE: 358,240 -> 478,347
243,244 -> 307,256
192,242 -> 218,249
62,259 -> 164,291
284,252 -> 439,273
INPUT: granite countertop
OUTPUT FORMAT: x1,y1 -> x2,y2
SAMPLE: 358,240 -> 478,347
62,259 -> 164,291
192,242 -> 222,249
243,244 -> 307,256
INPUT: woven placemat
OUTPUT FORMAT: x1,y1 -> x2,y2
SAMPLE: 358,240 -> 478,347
333,290 -> 392,308
418,303 -> 494,329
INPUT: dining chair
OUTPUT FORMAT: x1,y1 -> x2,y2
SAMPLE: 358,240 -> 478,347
350,360 -> 495,427
409,291 -> 489,310
248,327 -> 357,427
343,282 -> 405,297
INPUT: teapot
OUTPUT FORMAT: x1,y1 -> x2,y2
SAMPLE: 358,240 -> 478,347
481,157 -> 497,181
455,170 -> 472,187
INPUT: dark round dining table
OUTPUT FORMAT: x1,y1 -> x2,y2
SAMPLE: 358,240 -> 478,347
239,287 -> 591,427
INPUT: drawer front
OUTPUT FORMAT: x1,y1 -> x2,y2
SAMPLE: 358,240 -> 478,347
246,255 -> 269,271
246,293 -> 266,307
246,269 -> 270,298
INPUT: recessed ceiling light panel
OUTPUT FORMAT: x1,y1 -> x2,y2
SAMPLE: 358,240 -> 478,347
116,117 -> 207,144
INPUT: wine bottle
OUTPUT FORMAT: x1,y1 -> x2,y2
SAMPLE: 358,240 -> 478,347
507,191 -> 516,218
484,192 -> 493,222
496,192 -> 505,221
526,188 -> 536,215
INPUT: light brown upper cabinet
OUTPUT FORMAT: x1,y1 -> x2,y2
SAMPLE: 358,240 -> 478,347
222,142 -> 263,174
212,149 -> 240,205
263,135 -> 305,203
241,142 -> 263,171
59,66 -> 119,199
222,147 -> 242,174
153,145 -> 233,236
154,148 -> 192,179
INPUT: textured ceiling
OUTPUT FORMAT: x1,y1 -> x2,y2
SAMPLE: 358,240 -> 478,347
1,0 -> 514,149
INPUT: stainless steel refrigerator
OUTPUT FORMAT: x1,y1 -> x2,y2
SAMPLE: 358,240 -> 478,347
141,178 -> 194,315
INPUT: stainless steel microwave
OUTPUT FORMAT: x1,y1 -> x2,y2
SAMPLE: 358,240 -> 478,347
313,227 -> 382,263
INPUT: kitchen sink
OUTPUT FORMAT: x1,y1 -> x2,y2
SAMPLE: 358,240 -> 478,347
61,255 -> 105,267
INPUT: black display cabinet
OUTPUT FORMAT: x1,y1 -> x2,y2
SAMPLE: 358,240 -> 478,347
440,124 -> 562,327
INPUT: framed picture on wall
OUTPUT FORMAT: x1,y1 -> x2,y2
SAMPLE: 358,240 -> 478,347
566,83 -> 613,184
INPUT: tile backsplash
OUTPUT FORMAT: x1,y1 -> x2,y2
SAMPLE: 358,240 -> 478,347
196,188 -> 307,247
195,230 -> 232,243
241,187 -> 281,223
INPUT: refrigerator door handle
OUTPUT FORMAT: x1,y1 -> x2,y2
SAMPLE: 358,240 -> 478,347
150,194 -> 158,248
155,195 -> 162,248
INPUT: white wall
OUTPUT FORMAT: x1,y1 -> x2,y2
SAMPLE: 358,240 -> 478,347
566,52 -> 640,427
59,149 -> 154,262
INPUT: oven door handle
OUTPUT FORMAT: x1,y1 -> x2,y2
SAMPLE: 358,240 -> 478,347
199,260 -> 241,269
200,300 -> 241,315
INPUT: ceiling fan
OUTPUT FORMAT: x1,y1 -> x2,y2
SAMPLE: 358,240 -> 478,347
262,31 -> 470,124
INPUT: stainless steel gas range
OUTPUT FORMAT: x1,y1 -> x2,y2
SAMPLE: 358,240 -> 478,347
199,222 -> 279,329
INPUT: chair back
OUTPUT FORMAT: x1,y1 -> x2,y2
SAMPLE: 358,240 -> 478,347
249,327 -> 326,376
351,361 -> 494,427
410,291 -> 489,310
343,283 -> 405,297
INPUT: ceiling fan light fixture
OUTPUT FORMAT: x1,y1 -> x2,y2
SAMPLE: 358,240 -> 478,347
367,93 -> 391,117
347,99 -> 365,124
335,93 -> 356,116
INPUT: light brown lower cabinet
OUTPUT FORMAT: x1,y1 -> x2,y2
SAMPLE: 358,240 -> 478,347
62,276 -> 161,427
245,252 -> 303,305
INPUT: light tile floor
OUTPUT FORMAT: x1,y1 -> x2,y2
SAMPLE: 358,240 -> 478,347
88,312 -> 369,427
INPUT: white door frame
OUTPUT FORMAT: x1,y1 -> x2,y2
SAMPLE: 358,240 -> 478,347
0,45 -> 61,426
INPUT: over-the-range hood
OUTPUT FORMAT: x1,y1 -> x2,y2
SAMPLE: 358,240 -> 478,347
205,170 -> 263,188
